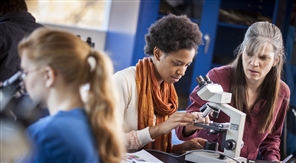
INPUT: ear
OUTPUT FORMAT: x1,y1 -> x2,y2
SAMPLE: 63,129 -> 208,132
273,54 -> 280,67
153,47 -> 163,61
43,66 -> 57,88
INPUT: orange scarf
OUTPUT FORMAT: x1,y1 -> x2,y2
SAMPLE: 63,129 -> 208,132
136,57 -> 178,152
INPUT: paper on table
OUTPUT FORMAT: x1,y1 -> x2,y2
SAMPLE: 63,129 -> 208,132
123,149 -> 163,163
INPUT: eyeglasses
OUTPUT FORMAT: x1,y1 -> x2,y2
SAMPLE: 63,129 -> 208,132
21,69 -> 40,80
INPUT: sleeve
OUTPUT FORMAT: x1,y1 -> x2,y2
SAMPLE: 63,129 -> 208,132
0,33 -> 9,63
0,46 -> 3,61
0,35 -> 6,60
26,123 -> 74,163
259,83 -> 291,161
26,124 -> 55,163
125,128 -> 153,150
175,68 -> 222,141
113,70 -> 154,151
112,72 -> 129,125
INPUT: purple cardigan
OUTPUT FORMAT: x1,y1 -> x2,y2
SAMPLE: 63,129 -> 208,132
175,65 -> 290,161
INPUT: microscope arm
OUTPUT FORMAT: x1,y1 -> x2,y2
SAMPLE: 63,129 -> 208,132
185,76 -> 248,162
207,102 -> 246,158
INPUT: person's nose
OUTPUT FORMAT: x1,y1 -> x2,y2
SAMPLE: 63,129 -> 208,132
250,56 -> 259,67
177,66 -> 187,76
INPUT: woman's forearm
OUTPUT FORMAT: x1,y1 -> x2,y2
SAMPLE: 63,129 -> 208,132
148,124 -> 163,139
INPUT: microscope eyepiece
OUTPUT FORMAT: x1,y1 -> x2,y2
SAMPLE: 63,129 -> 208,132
204,75 -> 212,84
196,75 -> 205,86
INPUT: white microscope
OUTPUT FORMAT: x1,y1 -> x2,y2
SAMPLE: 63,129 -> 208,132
185,76 -> 247,163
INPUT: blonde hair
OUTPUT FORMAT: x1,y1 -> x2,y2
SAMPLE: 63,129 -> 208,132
18,28 -> 125,162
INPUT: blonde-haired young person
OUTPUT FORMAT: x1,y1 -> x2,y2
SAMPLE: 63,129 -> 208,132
18,28 -> 125,163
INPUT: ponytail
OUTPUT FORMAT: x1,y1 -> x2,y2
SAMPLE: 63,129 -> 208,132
85,50 -> 125,163
18,28 -> 125,162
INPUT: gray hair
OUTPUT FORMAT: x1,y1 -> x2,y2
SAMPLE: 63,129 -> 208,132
230,21 -> 286,133
237,21 -> 284,58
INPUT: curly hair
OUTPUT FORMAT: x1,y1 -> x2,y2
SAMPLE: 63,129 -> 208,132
144,14 -> 203,56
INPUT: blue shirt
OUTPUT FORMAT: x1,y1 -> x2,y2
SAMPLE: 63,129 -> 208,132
26,108 -> 100,163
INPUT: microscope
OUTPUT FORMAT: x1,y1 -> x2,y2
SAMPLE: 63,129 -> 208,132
0,72 -> 49,162
185,76 -> 247,163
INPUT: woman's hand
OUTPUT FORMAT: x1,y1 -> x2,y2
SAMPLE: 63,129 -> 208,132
182,112 -> 210,137
149,112 -> 197,139
172,137 -> 207,154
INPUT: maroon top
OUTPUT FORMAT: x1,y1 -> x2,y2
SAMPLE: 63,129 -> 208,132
175,65 -> 290,161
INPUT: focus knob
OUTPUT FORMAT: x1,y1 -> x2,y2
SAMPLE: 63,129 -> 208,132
225,139 -> 236,150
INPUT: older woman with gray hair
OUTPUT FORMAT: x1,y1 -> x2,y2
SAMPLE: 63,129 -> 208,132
176,21 -> 290,162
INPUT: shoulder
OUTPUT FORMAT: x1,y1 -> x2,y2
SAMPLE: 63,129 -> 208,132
208,65 -> 232,75
113,67 -> 137,101
114,67 -> 136,79
0,12 -> 43,35
279,80 -> 291,100
207,65 -> 232,83
27,115 -> 62,154
27,109 -> 89,140
27,109 -> 98,162
27,116 -> 53,137
113,66 -> 136,86
0,24 -> 11,37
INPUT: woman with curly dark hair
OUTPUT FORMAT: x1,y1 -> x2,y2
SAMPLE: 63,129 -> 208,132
113,14 -> 206,154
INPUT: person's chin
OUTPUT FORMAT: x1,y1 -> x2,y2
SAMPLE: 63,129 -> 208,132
165,80 -> 176,84
39,103 -> 47,109
38,100 -> 48,109
31,97 -> 44,107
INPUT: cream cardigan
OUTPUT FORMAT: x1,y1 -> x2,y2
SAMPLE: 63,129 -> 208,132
113,66 -> 154,151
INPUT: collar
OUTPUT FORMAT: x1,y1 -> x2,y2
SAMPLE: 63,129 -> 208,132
0,12 -> 35,22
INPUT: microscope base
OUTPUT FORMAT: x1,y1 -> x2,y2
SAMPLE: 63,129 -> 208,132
185,151 -> 247,163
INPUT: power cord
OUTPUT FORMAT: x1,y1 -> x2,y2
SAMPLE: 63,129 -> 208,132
146,149 -> 241,163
